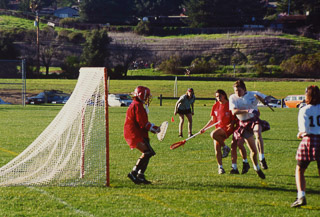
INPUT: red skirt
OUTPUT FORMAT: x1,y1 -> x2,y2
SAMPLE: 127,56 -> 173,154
296,135 -> 320,161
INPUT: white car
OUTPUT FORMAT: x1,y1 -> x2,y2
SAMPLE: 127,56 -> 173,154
108,94 -> 132,107
257,99 -> 284,108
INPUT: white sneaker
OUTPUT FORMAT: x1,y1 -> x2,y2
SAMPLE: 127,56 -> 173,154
222,145 -> 231,158
218,168 -> 225,174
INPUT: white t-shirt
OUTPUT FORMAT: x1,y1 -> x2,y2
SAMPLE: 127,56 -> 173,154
298,104 -> 320,135
229,91 -> 266,121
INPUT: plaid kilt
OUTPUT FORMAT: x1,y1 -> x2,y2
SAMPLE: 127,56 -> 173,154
296,135 -> 320,161
233,116 -> 270,140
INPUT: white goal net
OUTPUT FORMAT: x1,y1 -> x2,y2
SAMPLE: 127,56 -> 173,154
0,67 -> 109,186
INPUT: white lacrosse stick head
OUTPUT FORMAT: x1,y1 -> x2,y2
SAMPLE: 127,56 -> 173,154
157,121 -> 168,141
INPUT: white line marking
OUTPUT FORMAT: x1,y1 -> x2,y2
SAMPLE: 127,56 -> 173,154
29,187 -> 95,217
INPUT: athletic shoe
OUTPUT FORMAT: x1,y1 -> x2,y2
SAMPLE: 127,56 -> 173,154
291,197 -> 307,208
222,146 -> 231,158
230,168 -> 240,174
188,134 -> 193,137
218,168 -> 226,174
128,171 -> 141,184
241,162 -> 250,174
178,134 -> 183,138
137,174 -> 152,184
256,169 -> 266,179
260,158 -> 268,170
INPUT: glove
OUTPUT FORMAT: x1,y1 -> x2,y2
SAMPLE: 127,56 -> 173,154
145,122 -> 160,134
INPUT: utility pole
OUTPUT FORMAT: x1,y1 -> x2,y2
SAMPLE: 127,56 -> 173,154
30,1 -> 41,74
36,10 -> 40,74
288,0 -> 291,15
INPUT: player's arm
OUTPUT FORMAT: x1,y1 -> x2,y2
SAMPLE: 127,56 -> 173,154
200,116 -> 216,133
231,108 -> 250,115
136,104 -> 160,133
174,97 -> 183,115
191,103 -> 194,115
297,109 -> 307,139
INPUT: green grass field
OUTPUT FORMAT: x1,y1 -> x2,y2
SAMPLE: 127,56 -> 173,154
1,80 -> 320,216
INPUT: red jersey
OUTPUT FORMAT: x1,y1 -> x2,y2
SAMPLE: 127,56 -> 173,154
210,102 -> 233,129
124,100 -> 149,148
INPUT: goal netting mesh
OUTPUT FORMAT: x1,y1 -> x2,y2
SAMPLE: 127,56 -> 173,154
0,67 -> 108,186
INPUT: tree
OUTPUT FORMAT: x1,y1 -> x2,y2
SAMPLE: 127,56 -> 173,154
184,0 -> 266,27
133,0 -> 184,17
0,0 -> 9,9
0,37 -> 19,59
0,36 -> 20,78
80,0 -> 134,23
81,29 -> 112,67
109,36 -> 148,77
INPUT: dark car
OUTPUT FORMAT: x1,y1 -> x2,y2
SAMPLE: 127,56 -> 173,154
26,90 -> 70,104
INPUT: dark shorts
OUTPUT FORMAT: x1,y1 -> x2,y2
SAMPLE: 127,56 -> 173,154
177,108 -> 192,115
297,160 -> 320,169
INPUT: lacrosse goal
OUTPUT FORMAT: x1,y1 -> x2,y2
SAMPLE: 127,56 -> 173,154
0,67 -> 109,186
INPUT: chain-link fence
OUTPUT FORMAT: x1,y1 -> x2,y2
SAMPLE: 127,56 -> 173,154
0,59 -> 26,106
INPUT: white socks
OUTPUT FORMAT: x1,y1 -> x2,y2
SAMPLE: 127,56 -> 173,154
259,154 -> 265,161
298,191 -> 305,199
232,164 -> 237,170
253,164 -> 261,171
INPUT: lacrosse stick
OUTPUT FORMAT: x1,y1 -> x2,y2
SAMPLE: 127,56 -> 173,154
157,121 -> 168,141
254,94 -> 274,112
170,121 -> 220,150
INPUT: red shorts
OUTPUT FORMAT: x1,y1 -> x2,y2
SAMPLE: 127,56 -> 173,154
218,126 -> 233,139
296,135 -> 320,161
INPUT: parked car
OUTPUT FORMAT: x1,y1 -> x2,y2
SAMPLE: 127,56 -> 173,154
26,90 -> 70,104
108,94 -> 132,107
284,95 -> 305,108
258,99 -> 283,108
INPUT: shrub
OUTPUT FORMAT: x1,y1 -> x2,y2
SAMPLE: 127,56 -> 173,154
68,32 -> 85,44
158,55 -> 183,74
60,55 -> 81,79
280,53 -> 320,78
59,18 -> 80,27
58,30 -> 72,42
134,21 -> 151,35
254,63 -> 267,76
190,57 -> 218,74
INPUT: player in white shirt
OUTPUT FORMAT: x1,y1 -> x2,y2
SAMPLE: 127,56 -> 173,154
291,85 -> 320,208
229,80 -> 270,179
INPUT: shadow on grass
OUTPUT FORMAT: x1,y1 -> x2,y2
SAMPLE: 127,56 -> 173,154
264,138 -> 299,142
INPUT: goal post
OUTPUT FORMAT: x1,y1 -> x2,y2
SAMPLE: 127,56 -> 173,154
0,67 -> 110,187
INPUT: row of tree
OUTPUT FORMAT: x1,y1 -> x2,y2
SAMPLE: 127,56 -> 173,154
0,0 -> 319,27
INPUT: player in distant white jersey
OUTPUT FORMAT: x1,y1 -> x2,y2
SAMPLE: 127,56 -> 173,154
291,85 -> 320,208
229,80 -> 270,179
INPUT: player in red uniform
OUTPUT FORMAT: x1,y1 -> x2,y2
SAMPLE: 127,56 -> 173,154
124,86 -> 160,184
200,89 -> 237,174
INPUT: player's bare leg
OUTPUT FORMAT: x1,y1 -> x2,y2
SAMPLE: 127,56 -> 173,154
211,129 -> 226,174
230,137 -> 240,174
245,136 -> 265,179
234,137 -> 250,174
254,124 -> 268,169
291,165 -> 307,207
186,113 -> 193,137
178,113 -> 185,137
